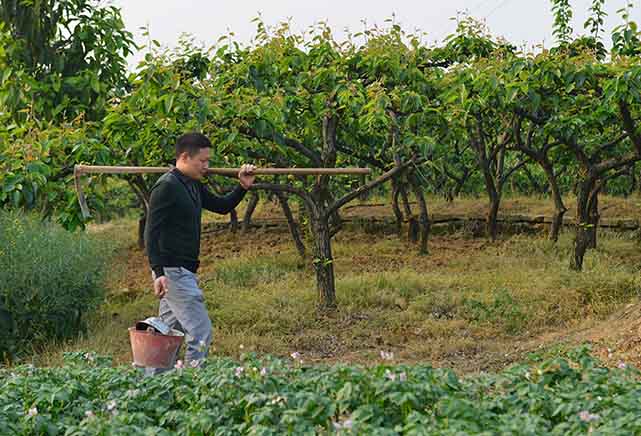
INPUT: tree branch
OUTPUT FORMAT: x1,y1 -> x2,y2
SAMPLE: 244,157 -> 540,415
250,183 -> 318,217
325,158 -> 417,219
238,125 -> 322,166
499,158 -> 529,188
280,134 -> 322,167
594,152 -> 641,175
602,166 -> 633,183
619,101 -> 641,155
336,143 -> 386,170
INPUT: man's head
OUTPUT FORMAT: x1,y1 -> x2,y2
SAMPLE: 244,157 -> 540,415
175,133 -> 211,180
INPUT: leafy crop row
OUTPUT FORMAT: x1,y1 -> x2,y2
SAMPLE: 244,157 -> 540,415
1,347 -> 638,435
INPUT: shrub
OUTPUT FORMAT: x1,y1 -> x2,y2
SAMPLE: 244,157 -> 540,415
0,211 -> 114,362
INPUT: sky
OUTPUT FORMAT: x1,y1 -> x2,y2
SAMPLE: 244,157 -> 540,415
111,0 -> 641,67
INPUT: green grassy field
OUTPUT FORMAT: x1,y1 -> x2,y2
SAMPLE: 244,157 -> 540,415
28,194 -> 641,374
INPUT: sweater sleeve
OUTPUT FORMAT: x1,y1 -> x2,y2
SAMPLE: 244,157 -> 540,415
144,180 -> 176,278
200,183 -> 247,214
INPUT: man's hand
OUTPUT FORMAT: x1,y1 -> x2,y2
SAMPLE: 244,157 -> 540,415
238,164 -> 256,190
154,276 -> 169,299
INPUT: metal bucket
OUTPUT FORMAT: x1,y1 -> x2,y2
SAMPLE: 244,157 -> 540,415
129,327 -> 184,368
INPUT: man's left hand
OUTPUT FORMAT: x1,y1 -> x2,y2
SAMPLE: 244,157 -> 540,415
239,164 -> 256,189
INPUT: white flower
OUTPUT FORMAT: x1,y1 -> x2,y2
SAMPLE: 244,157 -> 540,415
174,360 -> 184,369
385,369 -> 396,381
260,367 -> 268,376
579,411 -> 600,422
618,361 -> 627,369
85,410 -> 95,419
333,418 -> 354,430
290,352 -> 301,360
269,395 -> 286,405
380,350 -> 394,361
235,366 -> 245,377
190,359 -> 200,368
106,400 -> 117,412
239,344 -> 244,350
399,372 -> 407,382
27,407 -> 38,417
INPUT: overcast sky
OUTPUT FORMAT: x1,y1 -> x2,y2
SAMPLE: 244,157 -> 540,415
112,0 -> 641,67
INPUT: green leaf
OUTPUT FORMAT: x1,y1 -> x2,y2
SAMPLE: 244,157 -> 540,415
164,95 -> 174,114
1,67 -> 11,84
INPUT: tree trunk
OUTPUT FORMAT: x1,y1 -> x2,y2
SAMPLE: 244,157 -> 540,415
409,173 -> 430,255
128,178 -> 150,250
399,183 -> 418,242
473,131 -> 502,242
311,215 -> 336,310
541,162 -> 567,243
572,225 -> 590,271
550,206 -> 566,243
487,190 -> 501,241
587,191 -> 599,249
137,212 -> 146,250
229,209 -> 239,234
242,192 -> 260,234
358,174 -> 369,201
571,179 -> 595,271
445,190 -> 454,202
400,182 -> 412,218
407,219 -> 419,243
391,178 -> 404,236
275,191 -> 306,258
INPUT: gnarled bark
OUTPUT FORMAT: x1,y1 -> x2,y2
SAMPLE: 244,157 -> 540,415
242,191 -> 260,234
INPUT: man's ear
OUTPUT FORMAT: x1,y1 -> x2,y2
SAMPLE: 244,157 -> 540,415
176,151 -> 190,162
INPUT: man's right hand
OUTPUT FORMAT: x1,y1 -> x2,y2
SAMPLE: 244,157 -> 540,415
154,276 -> 169,299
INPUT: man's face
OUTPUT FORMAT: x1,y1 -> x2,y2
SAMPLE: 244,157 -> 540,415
178,147 -> 210,180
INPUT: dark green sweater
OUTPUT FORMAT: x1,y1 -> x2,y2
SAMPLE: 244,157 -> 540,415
144,168 -> 247,278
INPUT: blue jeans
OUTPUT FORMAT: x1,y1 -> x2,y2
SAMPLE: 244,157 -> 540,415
144,267 -> 213,376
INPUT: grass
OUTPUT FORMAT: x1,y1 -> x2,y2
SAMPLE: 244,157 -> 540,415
19,194 -> 641,374
227,192 -> 641,223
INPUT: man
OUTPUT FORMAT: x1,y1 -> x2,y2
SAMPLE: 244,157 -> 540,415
143,132 -> 255,375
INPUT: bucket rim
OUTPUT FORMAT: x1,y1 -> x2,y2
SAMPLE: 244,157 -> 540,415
128,326 -> 185,337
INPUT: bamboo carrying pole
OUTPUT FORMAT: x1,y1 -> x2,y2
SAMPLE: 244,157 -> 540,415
74,165 -> 370,176
73,164 -> 371,218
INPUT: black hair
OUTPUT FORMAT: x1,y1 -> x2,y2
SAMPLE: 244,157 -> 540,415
175,133 -> 212,158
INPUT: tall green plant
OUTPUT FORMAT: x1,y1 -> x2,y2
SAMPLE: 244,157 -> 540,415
0,211 -> 115,361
